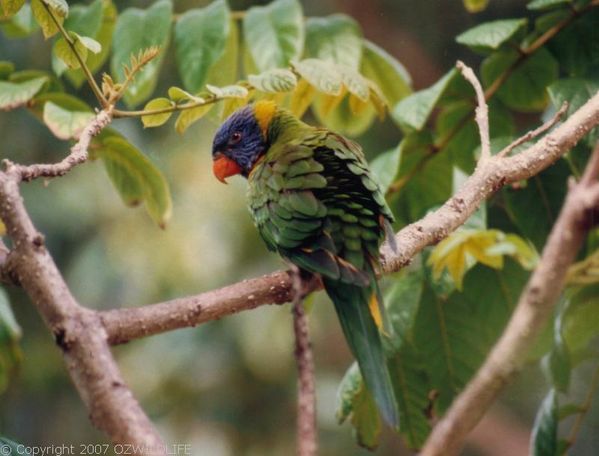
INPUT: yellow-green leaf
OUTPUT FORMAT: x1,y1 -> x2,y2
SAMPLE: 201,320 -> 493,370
463,0 -> 490,13
338,65 -> 369,102
1,0 -> 25,19
206,84 -> 249,99
53,32 -> 88,70
31,0 -> 66,39
94,133 -> 172,227
42,101 -> 94,140
248,68 -> 297,93
175,103 -> 213,134
167,86 -> 202,103
288,78 -> 315,117
0,288 -> 22,394
293,58 -> 343,96
0,76 -> 47,110
141,97 -> 174,128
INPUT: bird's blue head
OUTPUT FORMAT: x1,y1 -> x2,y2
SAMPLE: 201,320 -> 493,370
211,101 -> 277,183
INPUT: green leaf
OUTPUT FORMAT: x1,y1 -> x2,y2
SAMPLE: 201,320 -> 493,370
360,40 -> 412,108
456,19 -> 528,53
0,437 -> 30,455
174,0 -> 231,93
503,159 -> 569,250
167,86 -> 201,103
93,133 -> 172,228
1,0 -> 25,19
0,62 -> 13,80
370,147 -> 401,195
205,18 -> 239,88
110,0 -> 173,107
531,389 -> 559,456
206,84 -> 248,99
415,261 -> 529,411
31,0 -> 67,39
249,69 -> 297,93
336,363 -> 382,450
481,48 -> 558,112
463,0 -> 489,12
0,76 -> 47,110
562,284 -> 599,353
243,0 -> 304,72
386,261 -> 425,344
29,91 -> 91,119
0,289 -> 22,394
141,97 -> 173,128
293,59 -> 343,96
392,68 -> 462,132
312,93 -> 375,137
527,0 -> 572,10
546,327 -> 571,393
64,0 -> 116,88
53,32 -> 89,70
337,65 -> 370,102
43,101 -> 94,140
435,101 -> 479,173
1,3 -> 39,38
388,343 -> 432,449
175,104 -> 213,134
305,14 -> 363,69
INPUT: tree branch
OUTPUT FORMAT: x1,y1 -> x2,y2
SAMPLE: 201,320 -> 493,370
0,114 -> 166,454
420,141 -> 599,456
100,92 -> 599,345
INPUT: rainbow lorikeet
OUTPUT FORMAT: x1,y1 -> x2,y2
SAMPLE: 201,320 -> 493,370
211,100 -> 399,427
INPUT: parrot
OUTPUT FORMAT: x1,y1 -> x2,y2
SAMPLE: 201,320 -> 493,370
211,100 -> 399,427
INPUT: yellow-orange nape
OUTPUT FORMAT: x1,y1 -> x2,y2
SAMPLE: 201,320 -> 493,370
253,100 -> 277,138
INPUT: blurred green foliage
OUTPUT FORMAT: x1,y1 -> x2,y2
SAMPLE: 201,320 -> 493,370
0,0 -> 598,455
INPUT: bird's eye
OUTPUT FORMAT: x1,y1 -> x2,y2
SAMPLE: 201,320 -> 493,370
230,132 -> 242,144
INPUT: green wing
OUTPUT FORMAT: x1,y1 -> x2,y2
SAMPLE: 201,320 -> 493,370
248,130 -> 399,427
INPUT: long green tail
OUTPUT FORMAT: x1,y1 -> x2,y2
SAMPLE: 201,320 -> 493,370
323,278 -> 399,428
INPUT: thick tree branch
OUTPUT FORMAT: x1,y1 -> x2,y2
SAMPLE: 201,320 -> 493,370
0,112 -> 166,454
420,141 -> 599,456
100,92 -> 599,345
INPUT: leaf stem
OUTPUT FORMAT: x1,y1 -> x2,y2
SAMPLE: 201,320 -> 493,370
113,96 -> 221,119
41,0 -> 108,108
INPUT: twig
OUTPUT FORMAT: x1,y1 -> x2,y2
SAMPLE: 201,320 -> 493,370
41,0 -> 107,107
290,268 -> 317,456
0,115 -> 166,454
418,150 -> 599,456
99,91 -> 599,345
498,103 -> 569,157
456,61 -> 490,162
2,109 -> 112,182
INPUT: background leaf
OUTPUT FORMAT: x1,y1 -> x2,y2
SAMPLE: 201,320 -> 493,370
42,101 -> 94,140
305,14 -> 363,69
531,389 -> 559,456
0,76 -> 47,110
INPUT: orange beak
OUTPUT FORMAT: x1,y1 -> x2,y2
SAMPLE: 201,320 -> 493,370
212,154 -> 242,184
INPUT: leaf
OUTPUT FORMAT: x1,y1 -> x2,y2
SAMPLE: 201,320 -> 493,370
141,97 -> 173,128
249,69 -> 297,93
175,104 -> 213,134
337,65 -> 369,102
0,289 -> 22,394
174,0 -> 231,93
360,40 -> 412,108
463,0 -> 490,12
288,78 -> 315,118
0,437 -> 30,455
527,0 -> 573,10
28,91 -> 91,119
456,19 -> 528,53
243,0 -> 304,72
503,159 -> 569,250
481,47 -> 558,112
370,147 -> 401,195
167,86 -> 201,103
43,101 -> 94,140
312,93 -> 375,137
388,343 -> 432,449
336,363 -> 382,450
205,18 -> 239,88
562,284 -> 599,353
53,32 -> 89,70
31,0 -> 67,39
414,261 -> 529,411
545,325 -> 571,393
531,389 -> 559,456
293,59 -> 343,96
0,76 -> 47,110
93,133 -> 172,227
1,3 -> 39,38
386,260 -> 425,344
305,14 -> 363,69
206,84 -> 248,99
0,62 -> 13,80
110,0 -> 173,107
392,68 -> 462,132
548,78 -> 599,147
1,0 -> 25,19
64,0 -> 116,88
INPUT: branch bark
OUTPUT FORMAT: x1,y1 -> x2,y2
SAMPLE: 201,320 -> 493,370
0,111 -> 166,455
420,141 -> 599,456
100,91 -> 599,345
